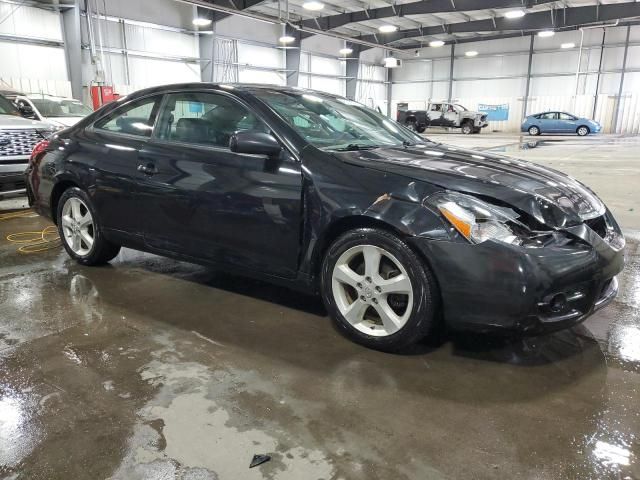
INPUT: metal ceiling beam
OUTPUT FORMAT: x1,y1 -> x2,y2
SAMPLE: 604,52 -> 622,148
356,2 -> 640,49
299,0 -> 555,33
395,19 -> 640,50
195,0 -> 269,21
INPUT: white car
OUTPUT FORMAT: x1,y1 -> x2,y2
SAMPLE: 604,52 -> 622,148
15,94 -> 93,128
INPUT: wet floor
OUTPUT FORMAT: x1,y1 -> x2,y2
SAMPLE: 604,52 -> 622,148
1,135 -> 640,479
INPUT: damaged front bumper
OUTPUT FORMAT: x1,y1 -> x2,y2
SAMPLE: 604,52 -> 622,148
408,215 -> 625,335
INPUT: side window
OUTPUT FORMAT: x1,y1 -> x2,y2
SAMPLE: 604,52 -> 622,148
559,113 -> 576,120
430,104 -> 442,112
94,96 -> 160,137
540,112 -> 557,120
156,92 -> 267,148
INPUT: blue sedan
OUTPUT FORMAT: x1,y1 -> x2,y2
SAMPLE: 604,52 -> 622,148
522,112 -> 601,136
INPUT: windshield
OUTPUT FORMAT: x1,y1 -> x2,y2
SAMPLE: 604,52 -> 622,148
0,95 -> 19,116
29,97 -> 93,117
454,104 -> 467,111
253,90 -> 423,150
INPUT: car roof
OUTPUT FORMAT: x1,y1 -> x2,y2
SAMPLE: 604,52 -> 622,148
122,82 -> 350,102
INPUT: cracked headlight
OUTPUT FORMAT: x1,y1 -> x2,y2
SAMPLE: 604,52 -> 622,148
427,192 -> 527,245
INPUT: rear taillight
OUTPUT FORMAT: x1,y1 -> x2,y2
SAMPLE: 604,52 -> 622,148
30,139 -> 50,165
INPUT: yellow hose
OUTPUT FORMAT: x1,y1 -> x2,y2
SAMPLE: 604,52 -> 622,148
1,209 -> 61,254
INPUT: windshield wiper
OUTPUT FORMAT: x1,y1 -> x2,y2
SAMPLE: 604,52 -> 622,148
333,144 -> 380,151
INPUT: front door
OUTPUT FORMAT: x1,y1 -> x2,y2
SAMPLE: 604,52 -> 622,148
138,91 -> 303,278
537,112 -> 558,133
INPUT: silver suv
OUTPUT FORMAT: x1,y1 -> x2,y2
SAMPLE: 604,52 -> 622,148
0,94 -> 55,196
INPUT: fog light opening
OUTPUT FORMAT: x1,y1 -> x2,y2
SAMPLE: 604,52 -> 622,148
549,293 -> 567,313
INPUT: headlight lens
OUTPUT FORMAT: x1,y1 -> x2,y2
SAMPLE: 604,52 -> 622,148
427,192 -> 526,245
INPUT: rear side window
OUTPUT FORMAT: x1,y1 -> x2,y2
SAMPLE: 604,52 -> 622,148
539,112 -> 558,120
155,92 -> 267,148
94,96 -> 160,137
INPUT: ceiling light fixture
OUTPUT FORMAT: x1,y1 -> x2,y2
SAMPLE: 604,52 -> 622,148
339,47 -> 353,55
302,1 -> 324,10
378,24 -> 398,33
192,17 -> 212,26
561,42 -> 576,49
538,30 -> 555,37
279,35 -> 296,43
504,10 -> 525,19
465,50 -> 478,57
429,40 -> 445,47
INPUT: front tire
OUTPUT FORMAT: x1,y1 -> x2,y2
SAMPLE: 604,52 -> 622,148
528,125 -> 540,136
577,126 -> 590,136
57,187 -> 121,266
415,125 -> 426,133
461,122 -> 473,135
321,228 -> 439,352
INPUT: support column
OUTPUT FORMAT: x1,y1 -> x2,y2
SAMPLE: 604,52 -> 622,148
447,43 -> 455,102
522,34 -> 535,118
61,0 -> 82,99
386,67 -> 392,117
197,7 -> 217,82
592,28 -> 606,119
344,43 -> 360,100
612,25 -> 630,134
285,25 -> 301,87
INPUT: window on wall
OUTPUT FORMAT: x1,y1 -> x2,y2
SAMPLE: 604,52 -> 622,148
94,96 -> 160,137
156,92 -> 267,147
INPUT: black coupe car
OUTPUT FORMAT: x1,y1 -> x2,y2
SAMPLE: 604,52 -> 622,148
26,83 -> 625,351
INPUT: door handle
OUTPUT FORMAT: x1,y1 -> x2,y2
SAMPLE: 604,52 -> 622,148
137,163 -> 157,175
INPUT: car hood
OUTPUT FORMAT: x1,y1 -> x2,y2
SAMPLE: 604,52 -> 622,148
333,143 -> 605,228
0,114 -> 53,129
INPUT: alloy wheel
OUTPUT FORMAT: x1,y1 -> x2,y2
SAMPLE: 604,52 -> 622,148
529,126 -> 539,136
578,126 -> 589,136
331,245 -> 414,337
61,197 -> 95,256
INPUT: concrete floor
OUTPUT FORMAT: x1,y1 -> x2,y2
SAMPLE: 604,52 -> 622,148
0,134 -> 639,479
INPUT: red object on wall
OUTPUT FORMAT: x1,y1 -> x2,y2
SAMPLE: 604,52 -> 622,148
90,85 -> 117,110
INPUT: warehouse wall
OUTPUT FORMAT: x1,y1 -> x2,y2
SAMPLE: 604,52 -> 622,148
0,1 -> 71,96
391,25 -> 640,134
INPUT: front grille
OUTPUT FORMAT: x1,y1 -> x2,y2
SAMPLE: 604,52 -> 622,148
585,215 -> 607,238
0,129 -> 42,158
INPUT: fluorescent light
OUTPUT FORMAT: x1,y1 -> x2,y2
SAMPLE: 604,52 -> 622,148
429,40 -> 445,47
538,30 -> 555,37
504,10 -> 525,19
302,1 -> 324,10
561,42 -> 576,49
378,24 -> 398,33
339,47 -> 353,55
192,17 -> 212,26
279,35 -> 296,43
465,50 -> 478,57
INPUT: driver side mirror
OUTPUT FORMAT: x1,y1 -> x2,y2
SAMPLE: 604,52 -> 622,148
17,102 -> 35,118
229,131 -> 281,157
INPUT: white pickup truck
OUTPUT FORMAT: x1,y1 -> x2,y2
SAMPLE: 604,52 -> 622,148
397,102 -> 489,134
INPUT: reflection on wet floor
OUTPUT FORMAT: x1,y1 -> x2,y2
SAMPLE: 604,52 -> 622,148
0,209 -> 638,479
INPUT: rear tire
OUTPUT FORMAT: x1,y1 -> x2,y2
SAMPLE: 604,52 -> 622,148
57,187 -> 121,266
528,125 -> 540,136
321,228 -> 439,352
416,125 -> 426,134
577,126 -> 590,136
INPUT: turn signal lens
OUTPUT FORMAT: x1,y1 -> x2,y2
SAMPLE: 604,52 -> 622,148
439,202 -> 473,239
